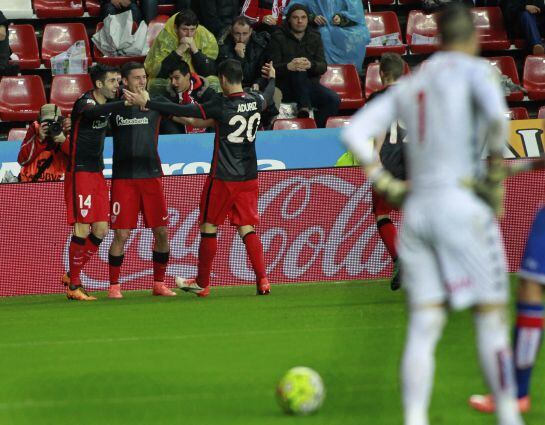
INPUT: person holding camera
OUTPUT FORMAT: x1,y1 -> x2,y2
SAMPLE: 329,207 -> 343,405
17,104 -> 70,183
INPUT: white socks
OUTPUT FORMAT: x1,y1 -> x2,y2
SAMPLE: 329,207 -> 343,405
402,307 -> 446,425
474,310 -> 525,425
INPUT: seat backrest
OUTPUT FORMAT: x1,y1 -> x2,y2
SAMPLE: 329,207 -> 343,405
486,56 -> 520,84
508,107 -> 529,120
42,23 -> 91,62
325,116 -> 351,128
406,10 -> 439,42
8,24 -> 39,60
147,15 -> 169,47
471,7 -> 507,38
538,106 -> 545,119
7,127 -> 28,141
50,74 -> 94,115
0,75 -> 46,120
523,55 -> 545,86
272,118 -> 317,130
320,64 -> 362,98
366,12 -> 401,38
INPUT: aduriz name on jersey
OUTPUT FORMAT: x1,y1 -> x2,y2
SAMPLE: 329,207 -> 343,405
237,102 -> 257,113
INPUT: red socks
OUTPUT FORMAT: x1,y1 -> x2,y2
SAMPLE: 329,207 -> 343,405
377,217 -> 398,260
69,233 -> 103,286
197,233 -> 217,288
243,231 -> 267,281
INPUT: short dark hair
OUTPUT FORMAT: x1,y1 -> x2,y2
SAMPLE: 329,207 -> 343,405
218,59 -> 243,84
286,4 -> 310,20
89,64 -> 119,88
232,15 -> 252,28
121,61 -> 145,79
438,3 -> 475,46
380,53 -> 405,81
167,60 -> 190,76
175,9 -> 199,28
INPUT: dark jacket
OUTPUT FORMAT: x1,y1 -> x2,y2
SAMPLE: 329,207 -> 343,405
501,0 -> 545,37
217,31 -> 270,87
267,25 -> 327,92
196,0 -> 241,39
0,12 -> 10,67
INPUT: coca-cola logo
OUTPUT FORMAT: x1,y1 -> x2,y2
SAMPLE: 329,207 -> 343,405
65,173 -> 392,288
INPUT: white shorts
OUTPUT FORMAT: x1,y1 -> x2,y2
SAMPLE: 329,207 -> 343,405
399,190 -> 509,311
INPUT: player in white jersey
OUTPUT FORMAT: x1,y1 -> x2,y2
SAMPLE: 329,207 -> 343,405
341,5 -> 523,425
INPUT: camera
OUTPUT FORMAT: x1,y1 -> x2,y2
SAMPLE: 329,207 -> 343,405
41,118 -> 64,138
39,104 -> 64,139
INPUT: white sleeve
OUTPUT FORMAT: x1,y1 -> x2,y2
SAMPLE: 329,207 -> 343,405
341,88 -> 399,165
471,63 -> 508,153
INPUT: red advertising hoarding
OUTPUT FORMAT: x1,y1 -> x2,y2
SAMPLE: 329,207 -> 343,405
0,167 -> 543,296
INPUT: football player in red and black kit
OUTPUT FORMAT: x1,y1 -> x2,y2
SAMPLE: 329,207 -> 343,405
63,64 -> 126,301
106,62 -> 177,299
368,53 -> 407,291
125,58 -> 276,297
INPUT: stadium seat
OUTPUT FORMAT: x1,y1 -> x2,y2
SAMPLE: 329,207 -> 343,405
486,56 -> 524,101
406,10 -> 440,55
8,24 -> 40,69
506,107 -> 529,120
148,15 -> 169,47
366,12 -> 406,57
41,23 -> 92,68
34,0 -> 84,18
320,64 -> 364,109
50,74 -> 94,116
369,0 -> 395,5
157,3 -> 176,14
538,106 -> 545,119
398,0 -> 420,5
470,7 -> 510,51
365,61 -> 411,99
272,118 -> 317,130
0,75 -> 46,121
325,116 -> 351,128
85,0 -> 100,16
93,22 -> 146,65
7,127 -> 28,141
523,55 -> 545,100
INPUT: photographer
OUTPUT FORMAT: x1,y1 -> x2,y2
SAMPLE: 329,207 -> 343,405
17,104 -> 70,182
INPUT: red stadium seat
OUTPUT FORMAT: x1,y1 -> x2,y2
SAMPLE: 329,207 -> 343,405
157,3 -> 176,14
486,56 -> 524,101
398,0 -> 420,4
50,74 -> 94,116
320,64 -> 364,109
34,0 -> 84,18
148,15 -> 169,47
93,22 -> 145,66
523,55 -> 545,100
325,116 -> 351,128
369,0 -> 395,7
365,61 -> 410,99
470,7 -> 510,51
8,24 -> 40,69
365,12 -> 406,57
41,23 -> 92,68
85,0 -> 100,16
7,128 -> 28,141
406,10 -> 440,55
539,106 -> 545,119
272,118 -> 317,130
0,75 -> 46,121
506,107 -> 529,120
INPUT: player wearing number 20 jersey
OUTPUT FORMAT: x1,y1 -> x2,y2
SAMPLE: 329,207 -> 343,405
140,59 -> 276,297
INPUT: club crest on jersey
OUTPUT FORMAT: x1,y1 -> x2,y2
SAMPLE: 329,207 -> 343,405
237,102 -> 257,113
81,209 -> 88,218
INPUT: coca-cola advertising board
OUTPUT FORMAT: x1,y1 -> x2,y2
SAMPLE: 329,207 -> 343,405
0,167 -> 543,296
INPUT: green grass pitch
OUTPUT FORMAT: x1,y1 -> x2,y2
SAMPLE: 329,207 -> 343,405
0,278 -> 543,425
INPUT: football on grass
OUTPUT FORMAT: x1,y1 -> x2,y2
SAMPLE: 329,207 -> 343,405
276,366 -> 325,415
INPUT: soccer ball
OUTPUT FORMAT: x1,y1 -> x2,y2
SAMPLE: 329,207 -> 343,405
276,366 -> 325,415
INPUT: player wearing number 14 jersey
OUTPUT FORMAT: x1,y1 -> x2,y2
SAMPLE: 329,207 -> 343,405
124,58 -> 276,297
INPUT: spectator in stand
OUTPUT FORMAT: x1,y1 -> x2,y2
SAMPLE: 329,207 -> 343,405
101,0 -> 143,23
268,4 -> 340,127
145,9 -> 220,96
288,0 -> 369,73
140,0 -> 191,23
194,0 -> 242,40
502,0 -> 545,55
0,11 -> 18,76
161,60 -> 218,134
17,104 -> 70,183
242,0 -> 291,33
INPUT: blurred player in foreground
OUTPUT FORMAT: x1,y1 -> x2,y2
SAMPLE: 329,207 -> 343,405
470,206 -> 545,412
342,4 -> 524,425
124,59 -> 276,297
